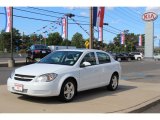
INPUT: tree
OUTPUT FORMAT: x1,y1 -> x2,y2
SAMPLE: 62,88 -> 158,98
61,39 -> 71,46
112,32 -> 145,53
0,28 -> 21,52
71,32 -> 85,48
47,32 -> 63,45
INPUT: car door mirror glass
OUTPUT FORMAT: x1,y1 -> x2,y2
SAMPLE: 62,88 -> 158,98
80,61 -> 91,67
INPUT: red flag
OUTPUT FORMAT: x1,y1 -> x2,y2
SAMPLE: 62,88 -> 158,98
97,7 -> 105,27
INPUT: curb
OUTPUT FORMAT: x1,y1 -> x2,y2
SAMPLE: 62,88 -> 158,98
129,96 -> 160,113
110,95 -> 160,113
0,61 -> 26,67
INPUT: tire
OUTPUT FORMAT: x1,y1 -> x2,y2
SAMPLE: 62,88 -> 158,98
26,57 -> 32,65
128,58 -> 131,62
137,57 -> 141,61
117,58 -> 121,62
59,80 -> 76,102
107,73 -> 119,91
26,57 -> 29,65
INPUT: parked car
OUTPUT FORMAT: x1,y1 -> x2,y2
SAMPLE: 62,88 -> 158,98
111,53 -> 134,62
130,52 -> 143,61
154,53 -> 160,61
26,44 -> 51,63
7,49 -> 121,102
121,53 -> 135,61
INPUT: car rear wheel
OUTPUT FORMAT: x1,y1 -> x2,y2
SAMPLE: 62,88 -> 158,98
59,80 -> 76,102
128,58 -> 131,62
107,73 -> 119,91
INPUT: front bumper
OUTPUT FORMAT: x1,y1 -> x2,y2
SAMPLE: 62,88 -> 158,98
7,78 -> 60,97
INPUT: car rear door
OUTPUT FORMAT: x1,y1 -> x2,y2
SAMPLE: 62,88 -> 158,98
96,52 -> 113,85
79,52 -> 101,91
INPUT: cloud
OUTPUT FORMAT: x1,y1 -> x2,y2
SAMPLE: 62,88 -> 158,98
111,19 -> 122,24
146,7 -> 160,14
64,7 -> 75,10
106,7 -> 114,11
80,12 -> 89,17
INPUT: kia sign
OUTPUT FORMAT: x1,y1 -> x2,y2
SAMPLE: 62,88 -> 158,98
142,12 -> 158,21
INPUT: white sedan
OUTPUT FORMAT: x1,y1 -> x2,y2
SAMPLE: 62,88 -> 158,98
7,49 -> 121,102
154,54 -> 160,61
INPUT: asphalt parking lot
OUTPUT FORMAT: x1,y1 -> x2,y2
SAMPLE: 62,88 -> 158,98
0,60 -> 160,113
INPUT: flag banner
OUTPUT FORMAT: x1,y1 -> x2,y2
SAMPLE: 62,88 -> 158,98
93,7 -> 97,26
62,17 -> 67,39
121,32 -> 125,45
5,7 -> 12,32
139,35 -> 142,46
97,7 -> 105,27
93,7 -> 105,27
98,27 -> 103,41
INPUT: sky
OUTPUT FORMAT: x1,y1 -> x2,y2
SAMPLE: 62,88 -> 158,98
0,7 -> 160,47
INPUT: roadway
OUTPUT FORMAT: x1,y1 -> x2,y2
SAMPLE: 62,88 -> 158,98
0,60 -> 160,113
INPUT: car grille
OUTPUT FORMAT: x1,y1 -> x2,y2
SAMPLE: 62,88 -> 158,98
14,74 -> 35,82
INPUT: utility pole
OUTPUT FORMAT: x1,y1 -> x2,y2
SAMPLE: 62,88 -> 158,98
90,7 -> 93,49
65,13 -> 75,40
8,7 -> 15,67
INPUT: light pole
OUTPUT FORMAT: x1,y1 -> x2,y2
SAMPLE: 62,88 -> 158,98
65,13 -> 75,40
8,7 -> 15,67
90,7 -> 93,49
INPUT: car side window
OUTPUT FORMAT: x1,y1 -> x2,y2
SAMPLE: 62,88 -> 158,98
97,52 -> 111,64
30,45 -> 34,50
81,52 -> 96,66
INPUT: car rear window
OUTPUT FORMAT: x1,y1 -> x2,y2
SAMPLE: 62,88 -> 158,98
35,45 -> 48,50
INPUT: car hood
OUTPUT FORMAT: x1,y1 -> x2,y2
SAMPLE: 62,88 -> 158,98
15,63 -> 72,76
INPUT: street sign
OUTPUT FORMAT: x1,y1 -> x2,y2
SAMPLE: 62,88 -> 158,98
142,12 -> 158,21
85,40 -> 89,49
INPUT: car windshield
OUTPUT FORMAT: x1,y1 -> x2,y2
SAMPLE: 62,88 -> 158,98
38,51 -> 83,66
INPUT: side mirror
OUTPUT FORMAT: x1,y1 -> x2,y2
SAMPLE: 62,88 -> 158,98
80,61 -> 91,67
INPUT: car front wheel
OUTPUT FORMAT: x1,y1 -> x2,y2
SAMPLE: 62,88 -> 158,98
107,73 -> 119,91
59,80 -> 76,102
137,57 -> 141,61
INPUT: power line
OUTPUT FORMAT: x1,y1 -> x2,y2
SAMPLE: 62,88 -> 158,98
128,7 -> 143,15
28,7 -> 89,19
118,8 -> 144,24
107,25 -> 123,32
0,12 -> 90,26
108,9 -> 144,31
69,17 -> 90,36
13,8 -> 62,19
103,28 -> 118,35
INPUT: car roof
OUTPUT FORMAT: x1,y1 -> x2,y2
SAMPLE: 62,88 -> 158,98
56,49 -> 107,53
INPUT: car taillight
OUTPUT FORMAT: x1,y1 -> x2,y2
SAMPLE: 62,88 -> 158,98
34,50 -> 40,53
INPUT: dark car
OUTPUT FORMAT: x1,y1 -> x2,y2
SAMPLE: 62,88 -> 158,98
112,53 -> 134,62
26,44 -> 51,63
121,53 -> 135,61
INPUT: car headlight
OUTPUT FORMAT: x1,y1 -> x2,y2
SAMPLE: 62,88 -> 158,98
35,73 -> 57,82
10,70 -> 15,79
